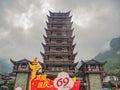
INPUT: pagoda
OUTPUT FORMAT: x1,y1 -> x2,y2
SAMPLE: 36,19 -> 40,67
40,11 -> 77,79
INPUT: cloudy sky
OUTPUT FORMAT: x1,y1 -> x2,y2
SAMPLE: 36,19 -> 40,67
0,0 -> 120,63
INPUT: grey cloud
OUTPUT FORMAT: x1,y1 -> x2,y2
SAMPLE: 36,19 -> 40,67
0,0 -> 120,65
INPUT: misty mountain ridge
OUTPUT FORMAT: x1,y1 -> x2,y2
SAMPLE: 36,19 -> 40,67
95,37 -> 120,74
0,58 -> 12,73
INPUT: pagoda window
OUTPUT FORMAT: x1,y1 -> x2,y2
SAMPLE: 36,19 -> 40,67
56,32 -> 62,36
56,40 -> 62,43
51,67 -> 55,71
46,65 -> 48,69
55,56 -> 62,60
57,26 -> 62,28
56,48 -> 62,51
54,66 -> 64,71
57,19 -> 62,22
64,67 -> 69,71
60,68 -> 64,71
21,64 -> 27,69
51,32 -> 52,35
56,67 -> 59,71
90,64 -> 96,69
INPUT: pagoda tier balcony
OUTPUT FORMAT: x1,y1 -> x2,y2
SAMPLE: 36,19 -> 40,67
48,15 -> 71,18
46,31 -> 73,36
45,51 -> 73,53
44,52 -> 74,55
44,35 -> 75,39
42,70 -> 75,78
44,60 -> 73,65
45,43 -> 74,46
47,26 -> 72,30
46,21 -> 73,25
47,23 -> 72,28
47,19 -> 71,24
84,71 -> 104,74
46,26 -> 71,30
47,34 -> 72,37
47,36 -> 72,39
44,37 -> 74,42
47,25 -> 72,30
47,33 -> 71,37
40,52 -> 77,58
43,39 -> 74,45
45,28 -> 74,32
46,41 -> 73,45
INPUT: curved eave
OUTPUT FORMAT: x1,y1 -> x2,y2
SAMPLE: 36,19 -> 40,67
10,58 -> 31,65
70,15 -> 72,19
72,43 -> 76,47
38,61 -> 44,66
67,11 -> 71,16
66,11 -> 71,16
42,43 -> 47,51
47,16 -> 72,20
73,52 -> 77,57
10,58 -> 16,65
47,15 -> 50,20
44,27 -> 48,31
71,21 -> 73,25
44,28 -> 49,35
43,35 -> 47,39
40,52 -> 45,57
74,62 -> 79,66
99,60 -> 107,65
49,10 -> 53,16
71,28 -> 74,33
72,35 -> 75,39
49,10 -> 71,16
42,43 -> 46,47
46,21 -> 49,25
72,43 -> 76,50
82,59 -> 107,65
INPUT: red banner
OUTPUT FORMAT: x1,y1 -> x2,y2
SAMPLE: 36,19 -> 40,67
31,76 -> 57,90
31,76 -> 80,90
70,81 -> 80,90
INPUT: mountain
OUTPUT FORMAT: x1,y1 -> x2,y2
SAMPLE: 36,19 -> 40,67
0,58 -> 12,73
95,37 -> 120,75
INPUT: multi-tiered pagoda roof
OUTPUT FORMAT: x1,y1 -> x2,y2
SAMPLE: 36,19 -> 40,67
40,11 -> 77,79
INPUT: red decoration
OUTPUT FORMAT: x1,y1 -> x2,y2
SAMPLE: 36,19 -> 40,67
31,76 -> 80,90
70,81 -> 80,90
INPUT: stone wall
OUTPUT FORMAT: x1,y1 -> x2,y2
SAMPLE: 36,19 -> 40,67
89,74 -> 102,90
14,73 -> 29,90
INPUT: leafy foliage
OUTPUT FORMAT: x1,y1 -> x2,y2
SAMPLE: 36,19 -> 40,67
95,37 -> 120,80
5,81 -> 14,90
